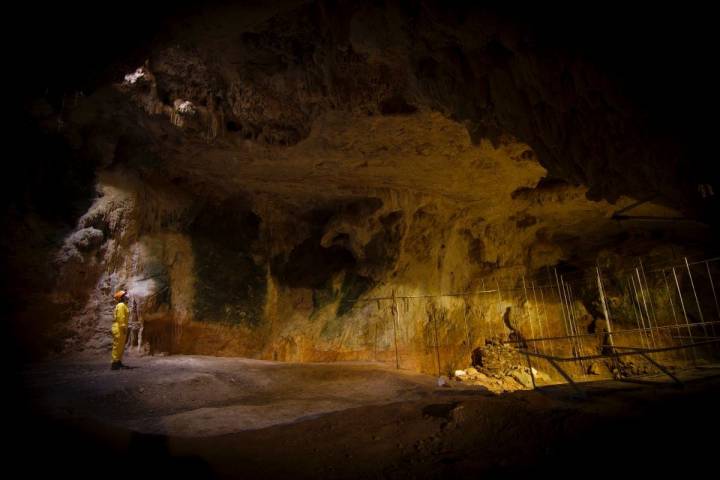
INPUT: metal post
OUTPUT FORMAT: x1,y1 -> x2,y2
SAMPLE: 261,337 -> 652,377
673,267 -> 697,363
636,268 -> 656,347
596,267 -> 615,350
661,269 -> 679,325
560,275 -> 583,371
374,320 -> 378,361
662,268 -> 686,362
566,281 -> 587,371
598,271 -> 614,337
495,278 -> 503,340
391,290 -> 400,369
685,257 -> 708,337
539,285 -> 554,356
562,279 -> 578,341
703,260 -> 720,354
531,281 -> 547,353
639,258 -> 660,338
706,261 -> 720,323
569,284 -> 582,336
555,269 -> 577,366
462,298 -> 472,361
522,275 -> 536,352
432,305 -> 442,377
627,277 -> 648,349
482,278 -> 493,338
554,269 -> 572,338
632,274 -> 655,348
566,282 -> 583,356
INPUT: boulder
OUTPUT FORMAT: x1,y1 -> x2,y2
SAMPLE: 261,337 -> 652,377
472,343 -> 525,374
69,227 -> 105,252
508,366 -> 534,388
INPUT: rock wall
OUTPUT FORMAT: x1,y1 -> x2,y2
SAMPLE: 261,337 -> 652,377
11,0 -> 718,372
48,141 -> 708,375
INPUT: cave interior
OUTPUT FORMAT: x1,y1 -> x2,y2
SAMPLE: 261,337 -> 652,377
5,1 -> 720,478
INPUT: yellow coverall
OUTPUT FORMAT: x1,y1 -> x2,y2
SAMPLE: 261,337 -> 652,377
112,302 -> 130,363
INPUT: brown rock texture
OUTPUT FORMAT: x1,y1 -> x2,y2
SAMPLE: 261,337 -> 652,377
8,1 -> 717,373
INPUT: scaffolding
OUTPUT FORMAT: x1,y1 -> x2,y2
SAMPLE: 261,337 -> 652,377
345,255 -> 720,389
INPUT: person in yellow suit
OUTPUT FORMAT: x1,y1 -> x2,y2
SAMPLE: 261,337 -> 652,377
111,290 -> 132,370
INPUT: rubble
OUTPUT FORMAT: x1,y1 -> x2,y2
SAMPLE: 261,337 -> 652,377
614,360 -> 650,378
588,362 -> 602,375
472,340 -> 526,374
455,340 -> 551,393
508,366 -> 534,388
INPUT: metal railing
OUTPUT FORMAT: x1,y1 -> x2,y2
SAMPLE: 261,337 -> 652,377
332,254 -> 720,384
520,338 -> 720,398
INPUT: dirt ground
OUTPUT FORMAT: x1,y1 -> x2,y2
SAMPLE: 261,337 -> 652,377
21,355 -> 442,436
11,354 -> 720,479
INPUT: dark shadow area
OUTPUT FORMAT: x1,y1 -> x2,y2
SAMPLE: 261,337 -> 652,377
336,272 -> 374,317
274,238 -> 357,289
7,411 -> 217,479
379,94 -> 418,115
271,202 -> 380,290
8,367 -> 720,479
190,198 -> 265,325
2,112 -> 98,361
422,401 -> 461,419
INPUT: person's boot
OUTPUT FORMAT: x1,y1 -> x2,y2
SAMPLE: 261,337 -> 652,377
111,362 -> 121,370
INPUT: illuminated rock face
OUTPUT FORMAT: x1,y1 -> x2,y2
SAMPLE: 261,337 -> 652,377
47,116 -> 679,374
16,1 -> 714,372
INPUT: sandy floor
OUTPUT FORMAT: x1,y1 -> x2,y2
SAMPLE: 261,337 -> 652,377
14,354 -> 720,479
21,354 -> 441,436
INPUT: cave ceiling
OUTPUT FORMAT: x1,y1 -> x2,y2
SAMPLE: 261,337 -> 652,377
19,0 -> 718,252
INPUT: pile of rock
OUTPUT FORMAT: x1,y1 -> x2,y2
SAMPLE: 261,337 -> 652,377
452,340 -> 552,393
471,340 -> 526,374
612,360 -> 650,378
452,365 -> 551,393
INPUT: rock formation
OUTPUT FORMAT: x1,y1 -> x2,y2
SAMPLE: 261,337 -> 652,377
6,0 -> 717,374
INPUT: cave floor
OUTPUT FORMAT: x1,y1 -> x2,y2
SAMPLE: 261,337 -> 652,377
14,355 -> 720,479
21,354 -> 442,436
